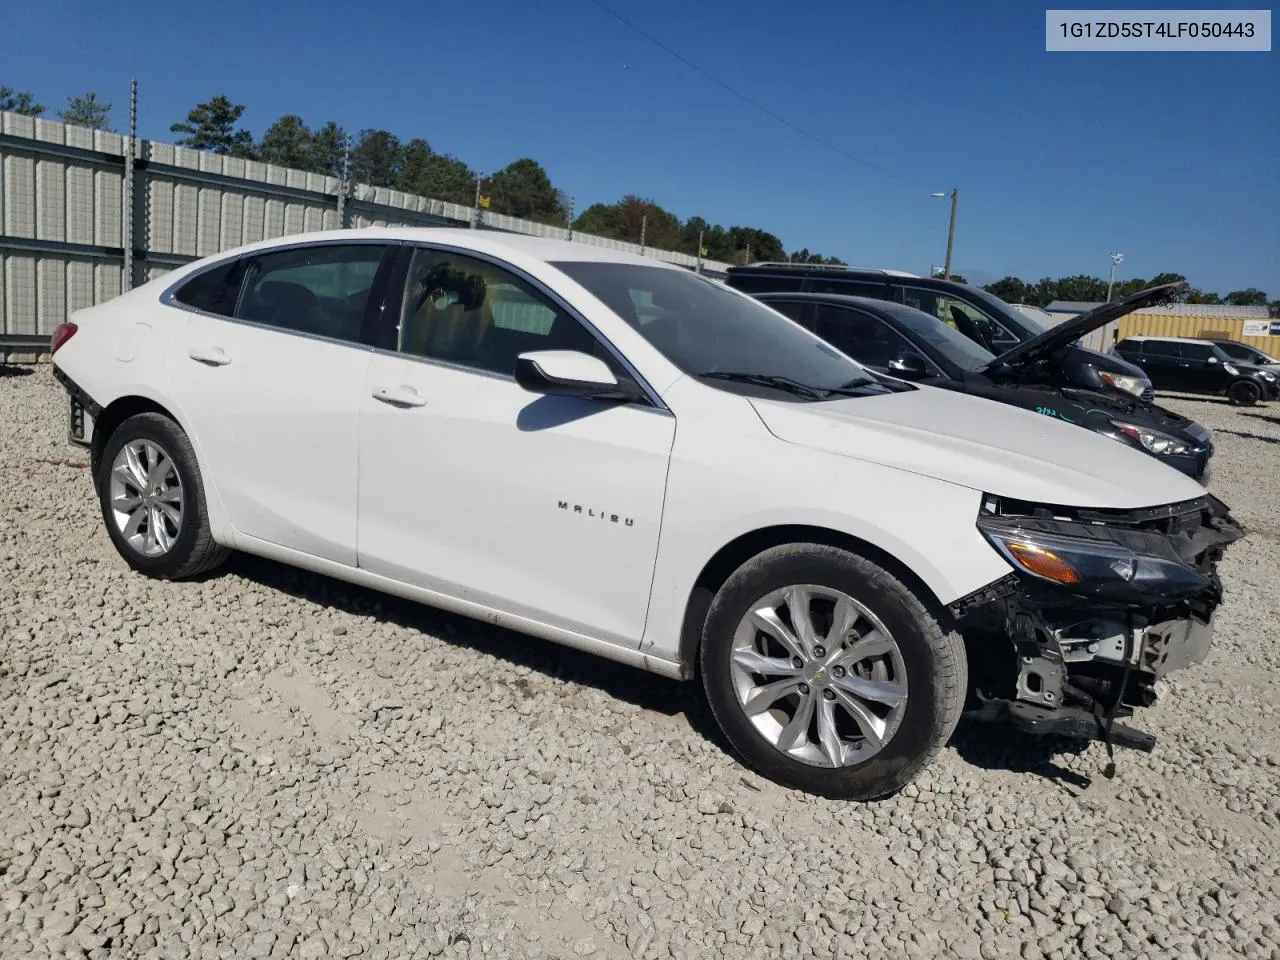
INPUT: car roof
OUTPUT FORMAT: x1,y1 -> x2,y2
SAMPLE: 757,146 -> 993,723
186,226 -> 685,271
728,262 -> 920,279
1119,335 -> 1218,346
754,290 -> 927,319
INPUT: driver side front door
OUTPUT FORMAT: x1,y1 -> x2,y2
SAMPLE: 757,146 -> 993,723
355,245 -> 676,648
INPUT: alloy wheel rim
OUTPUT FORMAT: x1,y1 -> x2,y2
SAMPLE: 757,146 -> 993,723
729,584 -> 908,768
108,439 -> 184,557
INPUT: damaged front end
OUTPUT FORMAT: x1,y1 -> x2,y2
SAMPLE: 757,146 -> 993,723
950,493 -> 1245,754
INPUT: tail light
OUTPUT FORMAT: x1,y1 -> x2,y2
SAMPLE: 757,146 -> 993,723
50,322 -> 78,355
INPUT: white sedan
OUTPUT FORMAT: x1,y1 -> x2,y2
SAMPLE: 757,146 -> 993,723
50,228 -> 1242,799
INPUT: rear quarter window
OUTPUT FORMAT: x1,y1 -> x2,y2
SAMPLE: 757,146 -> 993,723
173,260 -> 243,317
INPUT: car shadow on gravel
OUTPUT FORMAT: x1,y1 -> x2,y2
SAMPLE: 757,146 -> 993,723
1215,427 -> 1280,446
1240,412 -> 1280,429
222,552 -> 738,756
213,553 -> 1123,791
948,722 -> 1096,793
0,364 -> 35,378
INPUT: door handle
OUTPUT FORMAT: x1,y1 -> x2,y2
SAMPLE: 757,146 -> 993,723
188,345 -> 231,366
371,384 -> 427,408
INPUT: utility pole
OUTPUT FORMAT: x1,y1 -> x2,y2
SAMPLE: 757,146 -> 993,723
1107,252 -> 1124,301
931,188 -> 959,279
943,188 -> 958,279
696,227 -> 704,275
122,79 -> 137,291
566,196 -> 574,242
640,213 -> 647,255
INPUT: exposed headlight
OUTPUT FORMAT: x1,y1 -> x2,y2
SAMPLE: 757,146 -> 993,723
1260,371 -> 1277,382
1109,420 -> 1194,456
1223,363 -> 1239,375
976,518 -> 1210,601
1097,370 -> 1149,398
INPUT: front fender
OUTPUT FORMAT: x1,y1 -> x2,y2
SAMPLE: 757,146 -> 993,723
638,402 -> 1014,664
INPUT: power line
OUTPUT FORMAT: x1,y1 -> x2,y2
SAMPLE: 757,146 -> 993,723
588,0 -> 907,181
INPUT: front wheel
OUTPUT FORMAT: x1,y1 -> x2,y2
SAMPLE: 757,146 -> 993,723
700,543 -> 967,801
96,412 -> 230,579
1228,379 -> 1261,406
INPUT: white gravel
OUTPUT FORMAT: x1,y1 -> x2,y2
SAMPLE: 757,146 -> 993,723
2,363 -> 1279,960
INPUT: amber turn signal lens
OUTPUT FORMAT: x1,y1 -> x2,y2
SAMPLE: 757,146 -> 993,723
1006,542 -> 1081,584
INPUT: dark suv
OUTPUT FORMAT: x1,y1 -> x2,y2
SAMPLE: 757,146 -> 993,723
1113,336 -> 1279,405
725,263 -> 1156,403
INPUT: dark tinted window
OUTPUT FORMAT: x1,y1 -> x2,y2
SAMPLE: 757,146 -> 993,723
1114,338 -> 1141,355
400,248 -> 606,377
553,261 -> 879,396
1142,340 -> 1182,358
726,273 -> 804,294
804,279 -> 891,300
237,243 -> 387,342
1216,341 -> 1255,361
812,306 -> 914,368
764,299 -> 811,324
1179,343 -> 1214,360
174,260 -> 243,316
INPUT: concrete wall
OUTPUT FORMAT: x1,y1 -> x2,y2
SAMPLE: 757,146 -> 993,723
1,111 -> 732,352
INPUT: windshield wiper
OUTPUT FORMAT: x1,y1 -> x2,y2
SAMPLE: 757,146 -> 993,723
697,371 -> 828,400
826,376 -> 888,396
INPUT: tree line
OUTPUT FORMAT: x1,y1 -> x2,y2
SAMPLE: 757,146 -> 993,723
4,84 -> 1273,302
1,84 -> 845,265
981,273 -> 1278,317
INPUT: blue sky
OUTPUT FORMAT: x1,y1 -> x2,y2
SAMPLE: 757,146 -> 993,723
3,0 -> 1276,294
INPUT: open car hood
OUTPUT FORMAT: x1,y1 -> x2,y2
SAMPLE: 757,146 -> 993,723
983,282 -> 1189,371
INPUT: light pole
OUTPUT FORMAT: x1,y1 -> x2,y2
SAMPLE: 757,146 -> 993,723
931,189 -> 959,279
1107,252 -> 1124,300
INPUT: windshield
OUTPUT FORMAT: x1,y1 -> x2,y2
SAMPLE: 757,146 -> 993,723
552,261 -> 883,399
880,303 -> 998,372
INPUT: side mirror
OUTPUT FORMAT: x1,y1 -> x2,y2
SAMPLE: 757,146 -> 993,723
515,350 -> 645,402
887,351 -> 929,381
1207,356 -> 1219,364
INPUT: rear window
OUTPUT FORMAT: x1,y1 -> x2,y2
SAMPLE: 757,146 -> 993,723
173,260 -> 243,317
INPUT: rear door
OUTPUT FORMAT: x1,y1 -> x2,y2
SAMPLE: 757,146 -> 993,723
1176,342 -> 1229,393
1132,340 -> 1186,390
168,240 -> 395,565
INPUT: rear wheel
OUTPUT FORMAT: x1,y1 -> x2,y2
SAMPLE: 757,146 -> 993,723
96,412 -> 229,579
699,543 -> 966,801
1228,379 -> 1261,406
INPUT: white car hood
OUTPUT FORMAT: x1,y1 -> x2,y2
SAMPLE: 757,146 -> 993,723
750,385 -> 1207,509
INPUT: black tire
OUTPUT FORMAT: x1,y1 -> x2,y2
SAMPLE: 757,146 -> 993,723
699,543 -> 966,801
96,412 -> 230,580
1228,379 -> 1261,406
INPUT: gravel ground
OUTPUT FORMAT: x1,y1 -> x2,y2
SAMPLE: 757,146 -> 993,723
2,363 -> 1278,960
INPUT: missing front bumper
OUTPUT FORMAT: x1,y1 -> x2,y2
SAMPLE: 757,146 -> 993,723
951,493 -> 1244,752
